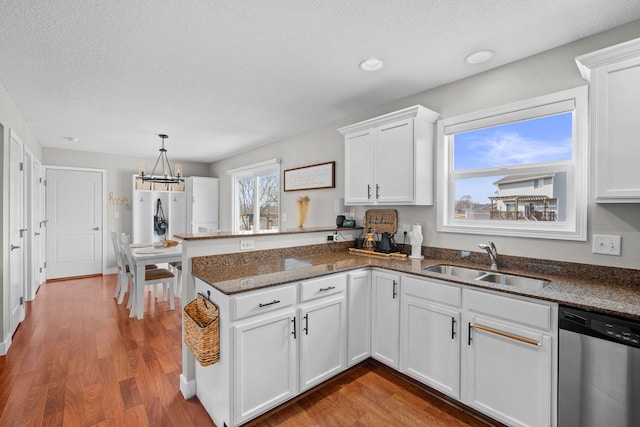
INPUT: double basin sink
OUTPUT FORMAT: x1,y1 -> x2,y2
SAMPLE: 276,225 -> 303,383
424,264 -> 550,290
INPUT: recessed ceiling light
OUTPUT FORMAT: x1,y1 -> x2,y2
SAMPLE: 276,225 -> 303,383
359,57 -> 384,71
464,49 -> 495,65
62,136 -> 79,142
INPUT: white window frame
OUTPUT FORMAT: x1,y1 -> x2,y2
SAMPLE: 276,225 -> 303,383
227,159 -> 281,233
436,86 -> 588,241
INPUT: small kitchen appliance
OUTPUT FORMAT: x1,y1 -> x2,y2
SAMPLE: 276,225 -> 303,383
375,232 -> 399,254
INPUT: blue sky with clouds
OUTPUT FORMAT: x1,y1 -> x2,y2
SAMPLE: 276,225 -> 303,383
453,112 -> 572,203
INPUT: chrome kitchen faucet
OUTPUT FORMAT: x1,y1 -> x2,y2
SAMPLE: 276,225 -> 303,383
479,241 -> 498,270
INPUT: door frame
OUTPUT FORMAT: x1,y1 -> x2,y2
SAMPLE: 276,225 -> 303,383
43,165 -> 107,277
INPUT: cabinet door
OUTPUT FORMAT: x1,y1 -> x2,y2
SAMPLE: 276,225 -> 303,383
169,191 -> 187,239
400,297 -> 460,399
371,271 -> 400,368
347,270 -> 371,366
375,119 -> 414,204
234,310 -> 297,424
344,130 -> 374,204
132,190 -> 154,244
463,315 -> 552,427
299,295 -> 347,392
188,177 -> 219,230
593,56 -> 640,201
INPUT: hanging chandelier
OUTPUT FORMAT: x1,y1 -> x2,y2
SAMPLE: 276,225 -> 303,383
138,134 -> 183,184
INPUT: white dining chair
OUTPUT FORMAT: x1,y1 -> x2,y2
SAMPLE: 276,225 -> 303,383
111,231 -> 129,301
120,234 -> 177,315
168,261 -> 182,296
111,231 -> 158,305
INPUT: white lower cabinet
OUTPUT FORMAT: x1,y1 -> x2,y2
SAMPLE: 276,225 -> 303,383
299,295 -> 347,392
232,273 -> 347,425
371,270 -> 401,368
198,269 -> 557,427
400,276 -> 461,399
462,289 -> 557,427
347,270 -> 371,366
234,310 -> 298,424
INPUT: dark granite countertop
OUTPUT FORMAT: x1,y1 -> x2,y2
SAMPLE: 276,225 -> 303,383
175,226 -> 362,241
192,247 -> 640,320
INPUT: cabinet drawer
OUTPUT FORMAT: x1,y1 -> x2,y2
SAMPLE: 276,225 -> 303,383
402,276 -> 461,307
232,284 -> 297,321
464,289 -> 551,331
300,274 -> 346,302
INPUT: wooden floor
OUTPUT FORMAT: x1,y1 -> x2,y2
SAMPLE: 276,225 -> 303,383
0,274 -> 494,427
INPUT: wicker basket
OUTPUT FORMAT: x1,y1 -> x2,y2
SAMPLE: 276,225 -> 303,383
183,293 -> 220,366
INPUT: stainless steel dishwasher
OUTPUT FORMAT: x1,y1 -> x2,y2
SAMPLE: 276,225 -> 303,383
559,306 -> 640,427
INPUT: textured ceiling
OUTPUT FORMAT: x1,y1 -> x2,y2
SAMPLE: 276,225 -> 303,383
1,1 -> 640,163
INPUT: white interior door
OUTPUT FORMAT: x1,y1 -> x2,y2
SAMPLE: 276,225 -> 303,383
32,158 -> 44,298
23,148 -> 34,299
46,168 -> 104,279
9,130 -> 25,335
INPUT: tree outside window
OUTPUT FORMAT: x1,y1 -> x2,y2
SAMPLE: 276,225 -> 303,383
232,161 -> 280,232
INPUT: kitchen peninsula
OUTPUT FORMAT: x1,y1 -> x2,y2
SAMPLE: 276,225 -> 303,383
177,228 -> 640,427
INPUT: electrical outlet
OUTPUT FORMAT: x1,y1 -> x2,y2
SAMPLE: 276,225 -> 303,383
240,239 -> 254,251
327,234 -> 335,242
592,234 -> 621,256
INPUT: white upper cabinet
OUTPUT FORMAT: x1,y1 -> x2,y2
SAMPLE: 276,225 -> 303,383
576,38 -> 640,202
338,105 -> 439,206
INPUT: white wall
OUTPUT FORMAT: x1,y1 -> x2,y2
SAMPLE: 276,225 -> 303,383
211,20 -> 640,269
43,147 -> 211,269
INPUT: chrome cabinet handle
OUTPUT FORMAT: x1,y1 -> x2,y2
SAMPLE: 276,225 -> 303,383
258,299 -> 280,308
319,286 -> 335,292
11,244 -> 20,251
451,318 -> 457,339
392,280 -> 398,299
303,314 -> 309,335
376,184 -> 380,199
367,184 -> 371,199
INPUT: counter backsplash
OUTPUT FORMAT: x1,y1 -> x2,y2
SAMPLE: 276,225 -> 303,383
191,243 -> 640,289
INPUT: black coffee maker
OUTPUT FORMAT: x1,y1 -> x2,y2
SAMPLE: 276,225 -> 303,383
375,232 -> 399,254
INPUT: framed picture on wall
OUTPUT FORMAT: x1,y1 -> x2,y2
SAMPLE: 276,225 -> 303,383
284,161 -> 335,191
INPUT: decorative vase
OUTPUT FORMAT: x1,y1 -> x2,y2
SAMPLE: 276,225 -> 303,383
297,196 -> 310,229
408,223 -> 424,259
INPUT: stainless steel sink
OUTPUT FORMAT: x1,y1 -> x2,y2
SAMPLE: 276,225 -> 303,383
424,264 -> 550,290
423,264 -> 486,280
476,273 -> 550,290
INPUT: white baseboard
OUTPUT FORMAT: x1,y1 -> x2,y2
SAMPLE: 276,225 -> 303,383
180,374 -> 196,399
0,333 -> 11,356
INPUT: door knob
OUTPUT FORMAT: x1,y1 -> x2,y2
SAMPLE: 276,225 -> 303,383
11,244 -> 20,251
92,226 -> 100,231
34,232 -> 41,236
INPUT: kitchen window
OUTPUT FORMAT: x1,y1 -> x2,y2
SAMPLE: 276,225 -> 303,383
436,87 -> 588,240
228,159 -> 281,232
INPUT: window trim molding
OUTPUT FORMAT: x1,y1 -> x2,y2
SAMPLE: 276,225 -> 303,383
436,86 -> 588,241
228,159 -> 281,232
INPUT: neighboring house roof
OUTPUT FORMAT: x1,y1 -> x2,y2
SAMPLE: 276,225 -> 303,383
488,195 -> 555,202
493,173 -> 555,186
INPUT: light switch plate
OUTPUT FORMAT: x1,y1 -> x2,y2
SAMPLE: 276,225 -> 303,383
592,234 -> 621,256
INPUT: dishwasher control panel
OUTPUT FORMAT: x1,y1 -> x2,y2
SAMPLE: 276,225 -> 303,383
560,305 -> 640,349
591,318 -> 640,345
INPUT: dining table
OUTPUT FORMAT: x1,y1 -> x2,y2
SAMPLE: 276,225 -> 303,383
130,243 -> 182,319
